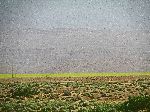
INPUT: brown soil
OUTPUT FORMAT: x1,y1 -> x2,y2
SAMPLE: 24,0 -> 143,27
0,76 -> 149,83
0,76 -> 150,102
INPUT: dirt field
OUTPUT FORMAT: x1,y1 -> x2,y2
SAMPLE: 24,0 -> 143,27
0,75 -> 149,83
0,75 -> 150,83
0,76 -> 150,101
0,76 -> 150,111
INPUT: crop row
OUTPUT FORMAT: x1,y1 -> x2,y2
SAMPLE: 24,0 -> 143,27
0,78 -> 150,112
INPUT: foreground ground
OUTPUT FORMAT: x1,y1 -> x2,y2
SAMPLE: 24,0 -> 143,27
0,76 -> 150,112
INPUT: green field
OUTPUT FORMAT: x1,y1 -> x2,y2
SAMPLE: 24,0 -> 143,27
0,78 -> 150,112
0,72 -> 150,78
0,73 -> 150,112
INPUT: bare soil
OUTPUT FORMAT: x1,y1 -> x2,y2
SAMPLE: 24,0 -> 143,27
0,76 -> 150,102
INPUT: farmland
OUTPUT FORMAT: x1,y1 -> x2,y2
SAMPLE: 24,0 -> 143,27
0,75 -> 150,112
0,72 -> 150,78
1,0 -> 150,111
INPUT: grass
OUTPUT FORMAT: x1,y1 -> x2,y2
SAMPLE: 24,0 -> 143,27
0,72 -> 150,78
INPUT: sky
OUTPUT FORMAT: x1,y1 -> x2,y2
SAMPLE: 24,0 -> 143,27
0,0 -> 150,31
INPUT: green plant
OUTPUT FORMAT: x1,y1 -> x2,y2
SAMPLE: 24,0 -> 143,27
63,90 -> 71,96
118,95 -> 150,112
79,103 -> 117,112
11,83 -> 39,97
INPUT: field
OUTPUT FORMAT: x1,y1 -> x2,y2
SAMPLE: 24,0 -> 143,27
0,72 -> 150,78
0,73 -> 150,112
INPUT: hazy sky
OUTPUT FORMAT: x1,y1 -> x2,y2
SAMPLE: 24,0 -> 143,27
0,0 -> 150,31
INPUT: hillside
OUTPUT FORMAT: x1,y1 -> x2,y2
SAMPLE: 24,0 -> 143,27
0,28 -> 150,73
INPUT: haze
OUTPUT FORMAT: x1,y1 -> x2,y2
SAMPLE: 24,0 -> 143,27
0,0 -> 150,73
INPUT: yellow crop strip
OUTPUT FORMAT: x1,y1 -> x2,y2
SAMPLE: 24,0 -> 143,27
0,72 -> 150,78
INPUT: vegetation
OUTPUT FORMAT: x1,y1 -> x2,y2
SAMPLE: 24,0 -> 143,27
0,77 -> 150,112
0,95 -> 150,112
0,72 -> 150,78
11,83 -> 39,97
118,95 -> 150,112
